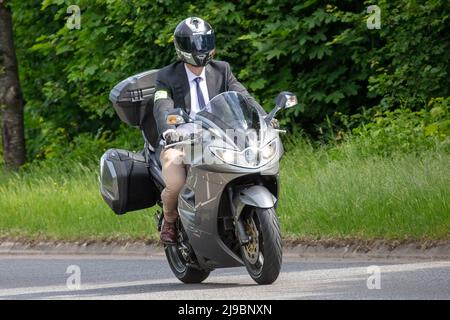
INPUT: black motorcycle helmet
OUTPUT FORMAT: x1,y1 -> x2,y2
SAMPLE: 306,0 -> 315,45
174,17 -> 215,67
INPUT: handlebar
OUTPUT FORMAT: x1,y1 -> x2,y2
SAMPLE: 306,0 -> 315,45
164,137 -> 200,149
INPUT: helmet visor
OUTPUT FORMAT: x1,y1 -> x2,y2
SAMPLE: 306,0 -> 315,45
176,34 -> 215,52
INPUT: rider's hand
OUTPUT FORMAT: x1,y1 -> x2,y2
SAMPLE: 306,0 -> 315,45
163,129 -> 180,145
270,118 -> 280,129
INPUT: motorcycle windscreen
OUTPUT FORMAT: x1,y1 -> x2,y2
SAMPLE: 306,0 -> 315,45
196,91 -> 264,149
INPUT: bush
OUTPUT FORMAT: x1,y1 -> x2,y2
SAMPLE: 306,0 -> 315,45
335,97 -> 450,157
8,0 -> 450,163
23,111 -> 144,166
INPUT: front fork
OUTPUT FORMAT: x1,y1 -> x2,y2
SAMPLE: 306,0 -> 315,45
228,185 -> 277,246
228,187 -> 251,245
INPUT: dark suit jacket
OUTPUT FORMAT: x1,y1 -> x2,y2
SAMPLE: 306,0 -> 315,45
153,60 -> 266,135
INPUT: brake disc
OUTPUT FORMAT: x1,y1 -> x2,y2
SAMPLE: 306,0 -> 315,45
243,218 -> 259,264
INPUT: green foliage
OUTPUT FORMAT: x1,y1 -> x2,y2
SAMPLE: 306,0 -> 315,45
423,97 -> 450,139
23,122 -> 143,166
366,0 -> 450,110
7,0 -> 450,163
334,97 -> 450,156
0,125 -> 3,166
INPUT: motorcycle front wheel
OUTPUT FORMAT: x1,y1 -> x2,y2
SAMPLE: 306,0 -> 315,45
240,207 -> 282,285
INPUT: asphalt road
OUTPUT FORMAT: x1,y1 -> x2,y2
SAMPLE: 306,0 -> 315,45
0,254 -> 449,299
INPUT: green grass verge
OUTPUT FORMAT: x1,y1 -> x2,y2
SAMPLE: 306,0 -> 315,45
279,142 -> 450,240
0,162 -> 158,241
0,142 -> 449,241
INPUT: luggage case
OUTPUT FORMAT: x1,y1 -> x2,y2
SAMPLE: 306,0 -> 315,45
100,149 -> 159,215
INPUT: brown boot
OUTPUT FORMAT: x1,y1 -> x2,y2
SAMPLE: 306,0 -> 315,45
160,220 -> 177,245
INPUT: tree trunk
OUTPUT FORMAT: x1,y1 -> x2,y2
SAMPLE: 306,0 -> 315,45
0,1 -> 26,169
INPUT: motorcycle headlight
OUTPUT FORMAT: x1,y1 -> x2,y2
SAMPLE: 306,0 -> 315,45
209,139 -> 278,168
261,140 -> 277,160
217,148 -> 237,164
209,147 -> 239,165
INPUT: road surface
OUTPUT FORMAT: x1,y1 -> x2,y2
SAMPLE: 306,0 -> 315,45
0,254 -> 449,299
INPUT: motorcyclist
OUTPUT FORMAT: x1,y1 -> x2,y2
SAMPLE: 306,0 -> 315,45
153,17 -> 278,244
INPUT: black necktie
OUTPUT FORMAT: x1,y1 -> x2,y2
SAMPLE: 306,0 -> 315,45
194,77 -> 206,110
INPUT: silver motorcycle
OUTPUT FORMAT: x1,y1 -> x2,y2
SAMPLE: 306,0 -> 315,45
100,70 -> 297,285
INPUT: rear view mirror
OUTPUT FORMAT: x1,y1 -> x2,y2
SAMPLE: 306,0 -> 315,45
275,91 -> 298,109
166,108 -> 190,125
265,91 -> 297,125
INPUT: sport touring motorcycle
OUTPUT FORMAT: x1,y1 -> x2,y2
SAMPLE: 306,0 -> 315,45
100,70 -> 297,284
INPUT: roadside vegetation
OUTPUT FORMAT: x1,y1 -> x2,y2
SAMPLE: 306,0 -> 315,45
0,1 -> 449,241
1,101 -> 448,241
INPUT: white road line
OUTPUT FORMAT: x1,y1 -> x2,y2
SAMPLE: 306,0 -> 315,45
1,260 -> 449,300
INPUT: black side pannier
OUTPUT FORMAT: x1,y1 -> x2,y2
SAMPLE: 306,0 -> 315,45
109,69 -> 160,150
100,149 -> 159,215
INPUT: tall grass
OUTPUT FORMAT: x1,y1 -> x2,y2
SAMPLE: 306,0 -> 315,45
0,141 -> 449,241
0,161 -> 157,241
279,141 -> 450,240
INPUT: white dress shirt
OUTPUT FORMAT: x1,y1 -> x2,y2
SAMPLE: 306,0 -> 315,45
162,64 -> 210,141
184,63 -> 210,116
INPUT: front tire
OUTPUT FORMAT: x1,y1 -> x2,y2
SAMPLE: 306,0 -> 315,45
165,243 -> 210,284
240,207 -> 282,285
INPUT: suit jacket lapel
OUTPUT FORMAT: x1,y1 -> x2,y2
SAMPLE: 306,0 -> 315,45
205,64 -> 217,101
175,62 -> 191,113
